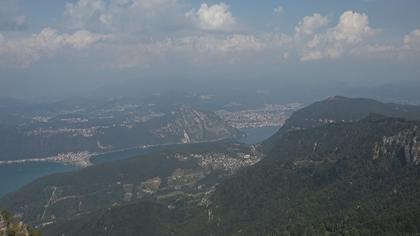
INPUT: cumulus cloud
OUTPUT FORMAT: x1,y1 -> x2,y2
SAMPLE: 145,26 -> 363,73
64,30 -> 111,49
64,0 -> 108,30
274,6 -> 284,15
328,11 -> 376,44
187,3 -> 236,30
295,13 -> 329,35
64,0 -> 185,32
298,11 -> 377,61
0,28 -> 109,67
0,9 -> 384,68
365,29 -> 420,59
404,29 -> 420,49
3,2 -> 418,69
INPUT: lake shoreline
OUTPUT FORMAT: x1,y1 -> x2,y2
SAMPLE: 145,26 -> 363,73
0,126 -> 279,197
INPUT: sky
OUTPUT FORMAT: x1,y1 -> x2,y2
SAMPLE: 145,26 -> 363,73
0,0 -> 420,99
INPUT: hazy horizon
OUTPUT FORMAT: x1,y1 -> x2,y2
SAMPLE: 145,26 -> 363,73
2,2 -> 420,235
0,0 -> 419,100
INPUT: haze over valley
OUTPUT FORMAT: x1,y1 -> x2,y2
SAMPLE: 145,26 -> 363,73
1,0 -> 420,235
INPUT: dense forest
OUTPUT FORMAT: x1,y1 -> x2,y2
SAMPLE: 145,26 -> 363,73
3,97 -> 420,236
210,116 -> 420,235
37,116 -> 420,236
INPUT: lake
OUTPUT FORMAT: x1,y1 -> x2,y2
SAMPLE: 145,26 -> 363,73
0,148 -> 151,198
0,162 -> 77,197
239,126 -> 279,144
0,126 -> 279,197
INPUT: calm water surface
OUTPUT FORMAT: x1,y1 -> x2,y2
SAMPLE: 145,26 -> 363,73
0,126 -> 279,197
0,162 -> 77,197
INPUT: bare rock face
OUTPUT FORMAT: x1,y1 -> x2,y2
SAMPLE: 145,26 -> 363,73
373,126 -> 420,165
154,107 -> 242,143
0,213 -> 5,232
0,210 -> 38,236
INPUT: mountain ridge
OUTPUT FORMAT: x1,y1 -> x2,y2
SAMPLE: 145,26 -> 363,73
208,115 -> 420,235
37,115 -> 420,236
262,96 -> 420,152
0,107 -> 242,161
4,96 -> 420,235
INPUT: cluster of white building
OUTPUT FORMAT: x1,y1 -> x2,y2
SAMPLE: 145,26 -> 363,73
0,151 -> 94,168
172,152 -> 260,174
47,151 -> 94,167
216,103 -> 304,129
25,126 -> 107,137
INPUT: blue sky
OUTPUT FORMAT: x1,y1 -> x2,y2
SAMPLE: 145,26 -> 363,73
1,0 -> 420,98
10,1 -> 418,33
15,0 -> 420,34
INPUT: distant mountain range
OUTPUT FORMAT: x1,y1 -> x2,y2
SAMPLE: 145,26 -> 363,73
262,96 -> 420,152
2,96 -> 420,235
146,107 -> 242,144
208,115 -> 420,235
0,107 -> 242,161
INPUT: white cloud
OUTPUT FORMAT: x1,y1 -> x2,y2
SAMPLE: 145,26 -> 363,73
64,0 -> 108,30
363,29 -> 420,60
300,51 -> 322,62
297,11 -> 377,61
306,35 -> 320,48
328,11 -> 375,44
4,3 -> 417,69
274,6 -> 284,15
295,13 -> 328,35
0,28 -> 109,67
187,3 -> 236,30
64,0 -> 185,32
404,29 -> 420,49
64,30 -> 111,49
1,9 -> 383,68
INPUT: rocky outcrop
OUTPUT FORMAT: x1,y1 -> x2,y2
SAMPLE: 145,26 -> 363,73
154,107 -> 242,143
0,210 -> 39,236
263,96 -> 420,152
373,126 -> 420,165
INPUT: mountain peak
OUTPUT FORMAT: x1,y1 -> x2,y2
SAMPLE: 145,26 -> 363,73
326,95 -> 350,101
155,106 -> 243,143
262,97 -> 420,152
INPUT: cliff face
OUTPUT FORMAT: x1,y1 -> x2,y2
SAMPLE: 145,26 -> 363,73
153,107 -> 243,143
0,107 -> 241,162
207,117 -> 420,235
0,210 -> 40,236
373,126 -> 420,165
